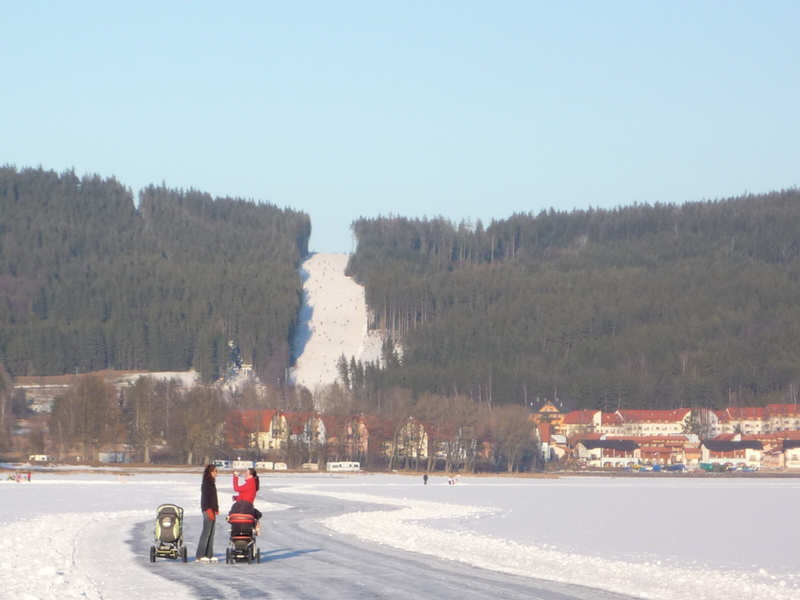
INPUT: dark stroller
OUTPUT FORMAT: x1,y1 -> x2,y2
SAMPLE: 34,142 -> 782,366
150,503 -> 187,562
226,513 -> 261,564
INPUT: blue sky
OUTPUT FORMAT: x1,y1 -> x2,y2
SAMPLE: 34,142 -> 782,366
3,1 -> 799,253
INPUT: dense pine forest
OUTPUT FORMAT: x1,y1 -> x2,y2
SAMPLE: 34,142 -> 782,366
346,191 -> 800,411
0,166 -> 310,383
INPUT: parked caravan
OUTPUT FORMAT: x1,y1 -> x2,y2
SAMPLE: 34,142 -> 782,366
327,461 -> 360,472
28,454 -> 52,463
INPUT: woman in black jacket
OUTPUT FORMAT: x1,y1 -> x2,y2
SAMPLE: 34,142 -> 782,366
195,464 -> 219,562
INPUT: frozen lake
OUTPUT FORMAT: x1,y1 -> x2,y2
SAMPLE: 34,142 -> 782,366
1,469 -> 798,599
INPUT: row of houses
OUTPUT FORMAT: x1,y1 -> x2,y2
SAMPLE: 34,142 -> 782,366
225,410 -> 433,464
534,404 -> 800,439
570,432 -> 800,469
531,403 -> 800,469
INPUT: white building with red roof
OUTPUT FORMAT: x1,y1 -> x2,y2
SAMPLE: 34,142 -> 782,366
561,410 -> 601,438
765,404 -> 800,432
711,404 -> 800,437
713,407 -> 768,436
597,411 -> 624,435
617,409 -> 691,436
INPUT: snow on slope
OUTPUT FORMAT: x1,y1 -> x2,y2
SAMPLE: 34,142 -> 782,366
289,253 -> 382,392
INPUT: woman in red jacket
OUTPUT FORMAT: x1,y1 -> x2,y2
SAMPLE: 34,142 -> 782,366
231,467 -> 262,533
232,467 -> 259,504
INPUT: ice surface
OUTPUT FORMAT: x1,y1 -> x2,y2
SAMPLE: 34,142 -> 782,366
1,471 -> 798,600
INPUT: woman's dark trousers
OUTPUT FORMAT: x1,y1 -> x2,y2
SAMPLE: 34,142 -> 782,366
196,512 -> 216,559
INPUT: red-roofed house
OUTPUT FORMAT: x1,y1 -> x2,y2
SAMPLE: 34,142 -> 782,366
766,404 -> 800,432
598,411 -> 624,435
617,409 -> 691,436
225,409 -> 278,451
362,415 -> 395,466
562,410 -> 601,438
616,435 -> 697,465
714,407 -> 768,436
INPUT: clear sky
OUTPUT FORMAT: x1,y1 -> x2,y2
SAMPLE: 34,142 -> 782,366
3,1 -> 799,253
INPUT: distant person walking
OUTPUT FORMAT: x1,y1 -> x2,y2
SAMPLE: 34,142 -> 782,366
423,473 -> 428,485
196,464 -> 219,562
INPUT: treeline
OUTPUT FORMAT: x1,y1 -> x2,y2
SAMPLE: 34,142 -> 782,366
47,375 -> 225,464
346,190 -> 800,411
35,373 -> 538,472
0,166 -> 310,382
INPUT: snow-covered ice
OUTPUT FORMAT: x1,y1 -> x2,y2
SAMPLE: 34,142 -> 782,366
280,475 -> 800,600
1,470 -> 798,600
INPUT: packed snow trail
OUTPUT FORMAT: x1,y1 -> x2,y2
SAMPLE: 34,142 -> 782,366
289,253 -> 382,392
141,484 -> 637,600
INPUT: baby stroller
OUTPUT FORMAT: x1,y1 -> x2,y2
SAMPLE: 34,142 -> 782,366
226,513 -> 261,564
150,503 -> 187,562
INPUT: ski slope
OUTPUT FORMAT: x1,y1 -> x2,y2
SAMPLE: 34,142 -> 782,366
289,253 -> 382,392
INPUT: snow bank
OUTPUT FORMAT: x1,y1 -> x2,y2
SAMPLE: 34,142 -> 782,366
112,370 -> 200,388
289,253 -> 382,392
0,509 -> 185,600
0,474 -> 287,600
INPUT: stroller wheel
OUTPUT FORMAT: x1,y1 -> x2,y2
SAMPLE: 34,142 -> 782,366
247,547 -> 252,564
256,548 -> 261,563
181,546 -> 187,563
149,546 -> 156,563
226,548 -> 231,564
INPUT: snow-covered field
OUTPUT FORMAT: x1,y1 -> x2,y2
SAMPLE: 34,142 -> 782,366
1,470 -> 798,600
289,253 -> 383,392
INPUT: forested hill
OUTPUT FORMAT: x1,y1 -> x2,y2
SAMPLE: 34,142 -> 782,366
0,166 -> 310,382
346,190 -> 800,411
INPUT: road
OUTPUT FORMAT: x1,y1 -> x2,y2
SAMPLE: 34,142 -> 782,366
132,487 -> 638,600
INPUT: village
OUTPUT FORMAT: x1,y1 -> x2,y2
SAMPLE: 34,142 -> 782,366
7,370 -> 800,473
221,403 -> 800,473
534,403 -> 800,471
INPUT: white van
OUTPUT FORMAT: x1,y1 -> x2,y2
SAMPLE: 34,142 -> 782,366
213,459 -> 231,469
28,454 -> 52,463
232,460 -> 254,470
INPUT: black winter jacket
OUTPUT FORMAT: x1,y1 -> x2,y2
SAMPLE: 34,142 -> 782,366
201,476 -> 218,513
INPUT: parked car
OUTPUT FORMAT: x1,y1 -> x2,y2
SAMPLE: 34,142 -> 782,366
665,463 -> 686,472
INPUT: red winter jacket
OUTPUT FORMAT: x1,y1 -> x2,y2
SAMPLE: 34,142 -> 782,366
233,474 -> 257,504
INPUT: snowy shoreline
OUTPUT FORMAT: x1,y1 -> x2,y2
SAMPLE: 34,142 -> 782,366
5,463 -> 800,479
